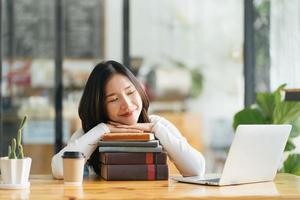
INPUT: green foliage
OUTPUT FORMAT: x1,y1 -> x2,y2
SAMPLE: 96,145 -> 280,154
168,59 -> 204,98
19,116 -> 27,130
290,119 -> 300,138
190,68 -> 203,98
8,145 -> 11,158
7,116 -> 27,159
9,139 -> 17,159
233,108 -> 267,130
273,102 -> 300,124
17,130 -> 24,159
233,85 -> 300,176
17,145 -> 24,159
285,139 -> 296,151
256,93 -> 274,120
281,154 -> 300,176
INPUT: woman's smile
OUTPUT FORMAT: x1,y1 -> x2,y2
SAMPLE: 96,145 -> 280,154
120,111 -> 134,117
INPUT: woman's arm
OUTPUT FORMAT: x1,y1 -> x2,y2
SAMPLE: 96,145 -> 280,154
150,115 -> 206,177
51,123 -> 110,179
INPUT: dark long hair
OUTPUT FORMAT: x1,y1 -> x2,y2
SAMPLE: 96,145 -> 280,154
78,60 -> 150,174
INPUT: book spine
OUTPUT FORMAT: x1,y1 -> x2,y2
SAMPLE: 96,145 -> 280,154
98,141 -> 159,147
101,164 -> 169,180
98,146 -> 162,153
100,152 -> 167,164
101,133 -> 153,141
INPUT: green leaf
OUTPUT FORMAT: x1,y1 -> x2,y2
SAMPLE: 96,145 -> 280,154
256,92 -> 275,121
273,102 -> 300,124
281,154 -> 300,175
19,115 -> 27,130
233,108 -> 267,130
190,68 -> 203,98
9,139 -> 17,159
284,139 -> 296,151
8,145 -> 12,158
290,119 -> 300,138
17,145 -> 24,159
274,83 -> 286,106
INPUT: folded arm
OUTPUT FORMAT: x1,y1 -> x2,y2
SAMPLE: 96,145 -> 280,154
51,123 -> 110,179
150,115 -> 206,177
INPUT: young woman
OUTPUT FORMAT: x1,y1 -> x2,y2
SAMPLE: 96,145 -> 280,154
51,60 -> 205,179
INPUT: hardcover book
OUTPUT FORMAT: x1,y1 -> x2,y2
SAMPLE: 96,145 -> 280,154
98,145 -> 163,153
101,164 -> 169,180
101,133 -> 155,141
100,152 -> 167,165
98,140 -> 159,147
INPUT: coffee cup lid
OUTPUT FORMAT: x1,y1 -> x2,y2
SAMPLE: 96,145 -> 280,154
62,151 -> 85,159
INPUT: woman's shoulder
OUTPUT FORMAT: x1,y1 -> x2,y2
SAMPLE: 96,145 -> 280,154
149,114 -> 161,122
68,128 -> 85,143
149,114 -> 170,124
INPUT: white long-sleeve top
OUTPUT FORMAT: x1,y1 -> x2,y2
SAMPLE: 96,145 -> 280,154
51,115 -> 206,179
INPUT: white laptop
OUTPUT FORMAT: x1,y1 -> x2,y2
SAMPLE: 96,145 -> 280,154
172,124 -> 292,186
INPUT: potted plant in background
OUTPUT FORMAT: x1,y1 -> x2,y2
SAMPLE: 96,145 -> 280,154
0,116 -> 32,189
169,59 -> 204,98
233,84 -> 300,175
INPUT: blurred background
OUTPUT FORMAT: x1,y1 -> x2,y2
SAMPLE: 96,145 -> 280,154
0,0 -> 300,174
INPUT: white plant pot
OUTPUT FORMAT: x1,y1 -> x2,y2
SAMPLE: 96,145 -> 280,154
0,157 -> 32,184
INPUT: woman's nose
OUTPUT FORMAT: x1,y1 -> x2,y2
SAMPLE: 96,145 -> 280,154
120,96 -> 132,109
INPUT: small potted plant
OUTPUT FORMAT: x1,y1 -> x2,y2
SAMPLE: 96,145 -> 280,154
0,116 -> 31,189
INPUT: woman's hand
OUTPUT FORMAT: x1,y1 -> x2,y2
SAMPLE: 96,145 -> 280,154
105,123 -> 144,133
109,121 -> 154,132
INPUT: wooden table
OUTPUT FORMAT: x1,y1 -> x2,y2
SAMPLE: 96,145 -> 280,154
0,173 -> 300,199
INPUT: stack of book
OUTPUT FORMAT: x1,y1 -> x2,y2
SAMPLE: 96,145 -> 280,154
99,133 -> 169,180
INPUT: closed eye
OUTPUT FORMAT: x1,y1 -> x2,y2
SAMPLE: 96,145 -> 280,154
127,90 -> 136,95
108,97 -> 118,103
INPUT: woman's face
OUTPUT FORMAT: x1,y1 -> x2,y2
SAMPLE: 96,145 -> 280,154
104,74 -> 143,125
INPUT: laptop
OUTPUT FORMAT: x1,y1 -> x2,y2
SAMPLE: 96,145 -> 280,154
172,124 -> 292,186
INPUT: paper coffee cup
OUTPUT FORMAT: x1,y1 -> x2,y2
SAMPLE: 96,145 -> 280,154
62,151 -> 85,185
